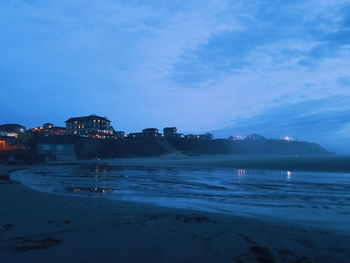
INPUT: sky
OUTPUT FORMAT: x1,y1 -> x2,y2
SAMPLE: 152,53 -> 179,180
1,0 -> 350,153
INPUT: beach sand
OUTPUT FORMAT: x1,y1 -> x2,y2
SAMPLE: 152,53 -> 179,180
1,164 -> 350,263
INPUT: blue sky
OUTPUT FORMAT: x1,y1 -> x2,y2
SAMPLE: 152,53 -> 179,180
1,0 -> 350,152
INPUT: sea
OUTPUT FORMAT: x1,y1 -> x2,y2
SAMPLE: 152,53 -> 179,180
10,164 -> 350,234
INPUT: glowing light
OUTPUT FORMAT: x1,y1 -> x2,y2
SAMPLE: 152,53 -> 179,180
284,136 -> 291,141
237,169 -> 246,177
0,140 -> 6,150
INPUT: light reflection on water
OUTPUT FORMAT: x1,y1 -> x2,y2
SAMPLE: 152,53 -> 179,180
11,164 -> 350,233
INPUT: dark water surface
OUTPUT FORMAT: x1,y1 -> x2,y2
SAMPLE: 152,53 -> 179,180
11,164 -> 350,233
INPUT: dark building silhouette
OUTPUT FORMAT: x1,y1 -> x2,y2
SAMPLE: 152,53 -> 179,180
0,137 -> 23,151
65,115 -> 114,139
30,136 -> 77,161
114,131 -> 126,139
198,133 -> 213,140
184,133 -> 213,140
36,143 -> 76,161
128,132 -> 143,138
142,128 -> 161,137
30,123 -> 66,136
163,127 -> 182,138
0,124 -> 26,138
184,134 -> 196,139
163,127 -> 177,137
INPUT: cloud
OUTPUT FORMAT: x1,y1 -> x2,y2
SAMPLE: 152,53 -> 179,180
171,0 -> 350,84
1,0 -> 350,152
212,96 -> 350,153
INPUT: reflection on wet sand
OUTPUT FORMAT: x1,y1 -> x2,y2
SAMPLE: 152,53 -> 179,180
67,187 -> 112,194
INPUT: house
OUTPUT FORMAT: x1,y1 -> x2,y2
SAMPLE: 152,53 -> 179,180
127,132 -> 143,139
65,115 -> 115,139
184,134 -> 196,139
30,123 -> 66,136
36,142 -> 76,161
197,133 -> 213,140
0,139 -> 14,151
184,133 -> 213,140
0,124 -> 26,138
0,140 -> 5,150
163,127 -> 177,137
0,138 -> 26,151
142,128 -> 161,137
114,131 -> 126,139
163,127 -> 183,138
127,128 -> 161,139
36,143 -> 76,161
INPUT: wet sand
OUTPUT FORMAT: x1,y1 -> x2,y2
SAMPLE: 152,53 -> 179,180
1,164 -> 350,262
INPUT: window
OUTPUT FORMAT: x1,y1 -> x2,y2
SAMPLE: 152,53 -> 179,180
56,145 -> 64,151
42,144 -> 50,151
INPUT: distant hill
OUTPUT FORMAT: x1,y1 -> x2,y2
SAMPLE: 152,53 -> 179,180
40,136 -> 333,158
165,137 -> 332,156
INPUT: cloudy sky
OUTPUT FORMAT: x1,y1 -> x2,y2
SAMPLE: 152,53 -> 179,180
1,0 -> 350,152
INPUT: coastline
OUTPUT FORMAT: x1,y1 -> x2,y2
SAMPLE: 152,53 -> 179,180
54,154 -> 350,173
1,165 -> 350,262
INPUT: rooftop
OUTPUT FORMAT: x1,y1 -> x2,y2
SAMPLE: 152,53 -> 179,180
65,115 -> 111,123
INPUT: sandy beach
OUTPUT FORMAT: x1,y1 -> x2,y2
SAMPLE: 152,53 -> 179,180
1,162 -> 350,263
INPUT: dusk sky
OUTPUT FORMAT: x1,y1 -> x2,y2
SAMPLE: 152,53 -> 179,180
1,0 -> 350,153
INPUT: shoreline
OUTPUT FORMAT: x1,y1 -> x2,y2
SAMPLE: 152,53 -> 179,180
52,154 -> 350,173
1,165 -> 350,262
3,154 -> 350,173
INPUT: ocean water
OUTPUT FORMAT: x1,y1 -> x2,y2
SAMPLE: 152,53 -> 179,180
11,164 -> 350,233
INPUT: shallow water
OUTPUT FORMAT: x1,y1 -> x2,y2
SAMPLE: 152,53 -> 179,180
11,164 -> 350,233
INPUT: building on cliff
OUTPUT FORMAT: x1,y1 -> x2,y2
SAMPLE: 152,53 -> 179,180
65,115 -> 115,139
30,123 -> 66,136
0,124 -> 26,138
142,128 -> 162,137
184,133 -> 213,140
163,127 -> 183,138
